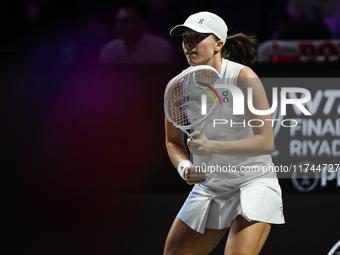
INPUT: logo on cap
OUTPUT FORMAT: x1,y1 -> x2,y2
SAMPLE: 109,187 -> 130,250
198,19 -> 204,24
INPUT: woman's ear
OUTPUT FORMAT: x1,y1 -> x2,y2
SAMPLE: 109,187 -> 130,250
215,40 -> 224,52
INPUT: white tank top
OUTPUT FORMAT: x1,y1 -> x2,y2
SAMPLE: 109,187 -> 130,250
196,59 -> 276,189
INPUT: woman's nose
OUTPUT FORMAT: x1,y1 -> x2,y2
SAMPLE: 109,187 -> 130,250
184,39 -> 194,49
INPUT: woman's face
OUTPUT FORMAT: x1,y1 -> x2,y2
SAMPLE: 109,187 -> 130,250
181,28 -> 221,66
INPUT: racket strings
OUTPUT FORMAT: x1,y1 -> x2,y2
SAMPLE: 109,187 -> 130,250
167,70 -> 219,129
168,81 -> 190,127
194,69 -> 219,85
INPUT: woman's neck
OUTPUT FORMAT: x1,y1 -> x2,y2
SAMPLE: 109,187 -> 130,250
206,56 -> 222,73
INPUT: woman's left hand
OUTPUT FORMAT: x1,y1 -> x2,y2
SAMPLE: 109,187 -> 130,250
187,130 -> 212,157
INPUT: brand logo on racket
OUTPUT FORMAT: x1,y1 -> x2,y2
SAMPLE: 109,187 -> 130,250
197,82 -> 222,115
182,95 -> 200,103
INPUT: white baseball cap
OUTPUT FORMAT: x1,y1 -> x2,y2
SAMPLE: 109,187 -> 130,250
170,11 -> 228,44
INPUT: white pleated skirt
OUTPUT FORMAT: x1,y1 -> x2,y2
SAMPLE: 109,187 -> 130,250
177,177 -> 285,234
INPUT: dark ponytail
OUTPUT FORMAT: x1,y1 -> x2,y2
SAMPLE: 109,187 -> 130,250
215,33 -> 259,65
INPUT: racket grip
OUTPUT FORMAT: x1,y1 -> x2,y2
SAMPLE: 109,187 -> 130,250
193,154 -> 202,168
202,157 -> 212,182
193,155 -> 212,182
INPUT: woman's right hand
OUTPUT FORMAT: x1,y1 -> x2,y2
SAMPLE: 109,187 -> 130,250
184,164 -> 207,185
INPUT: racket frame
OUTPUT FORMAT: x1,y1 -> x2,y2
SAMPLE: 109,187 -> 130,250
164,65 -> 221,139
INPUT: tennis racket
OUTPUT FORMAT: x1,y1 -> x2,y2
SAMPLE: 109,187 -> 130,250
164,65 -> 221,139
164,65 -> 222,178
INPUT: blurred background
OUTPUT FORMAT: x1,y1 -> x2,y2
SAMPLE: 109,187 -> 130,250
1,0 -> 340,254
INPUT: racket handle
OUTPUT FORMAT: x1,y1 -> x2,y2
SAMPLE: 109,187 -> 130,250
174,126 -> 194,139
193,154 -> 202,168
193,155 -> 212,182
202,157 -> 212,182
194,127 -> 212,181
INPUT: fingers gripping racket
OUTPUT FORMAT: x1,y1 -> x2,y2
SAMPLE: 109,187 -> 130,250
164,65 -> 222,176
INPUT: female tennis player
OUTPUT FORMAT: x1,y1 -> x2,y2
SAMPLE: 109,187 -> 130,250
164,12 -> 284,255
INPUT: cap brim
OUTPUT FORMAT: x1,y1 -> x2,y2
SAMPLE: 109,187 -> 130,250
170,24 -> 212,36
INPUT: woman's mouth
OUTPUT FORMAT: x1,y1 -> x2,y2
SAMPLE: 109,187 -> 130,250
187,51 -> 196,55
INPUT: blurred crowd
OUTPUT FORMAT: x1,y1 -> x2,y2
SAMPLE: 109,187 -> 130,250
273,0 -> 340,40
1,0 -> 339,64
